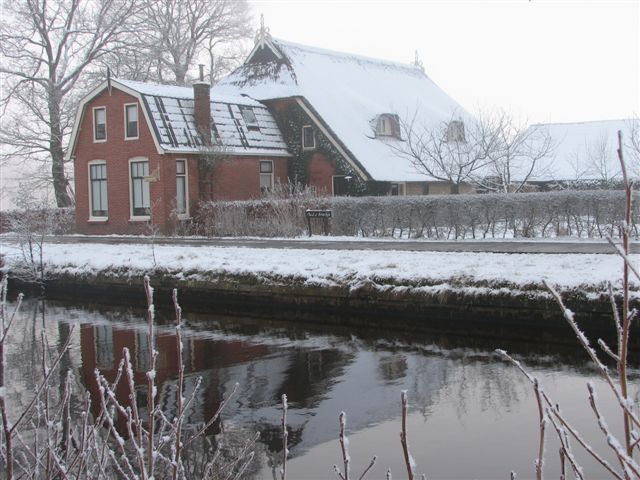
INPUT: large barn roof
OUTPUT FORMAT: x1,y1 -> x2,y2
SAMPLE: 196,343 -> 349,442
524,119 -> 638,182
215,37 -> 471,182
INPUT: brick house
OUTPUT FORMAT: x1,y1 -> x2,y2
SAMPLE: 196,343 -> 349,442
67,77 -> 290,234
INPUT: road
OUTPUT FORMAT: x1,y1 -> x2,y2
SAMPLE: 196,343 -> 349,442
27,235 -> 638,254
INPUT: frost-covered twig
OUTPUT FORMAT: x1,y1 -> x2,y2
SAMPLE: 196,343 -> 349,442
542,282 -> 640,432
545,409 -> 585,480
496,350 -> 624,479
172,288 -> 184,480
280,393 -> 288,480
335,411 -> 350,480
400,390 -> 416,480
533,378 -> 546,480
587,382 -> 640,478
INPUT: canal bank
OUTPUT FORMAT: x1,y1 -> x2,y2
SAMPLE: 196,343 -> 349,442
3,241 -> 639,343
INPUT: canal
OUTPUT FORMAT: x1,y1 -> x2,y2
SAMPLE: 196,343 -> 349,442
3,296 -> 633,479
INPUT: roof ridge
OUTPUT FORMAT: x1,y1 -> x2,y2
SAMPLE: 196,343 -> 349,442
530,118 -> 637,127
272,37 -> 425,74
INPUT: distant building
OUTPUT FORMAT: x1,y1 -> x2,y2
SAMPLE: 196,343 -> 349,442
520,119 -> 639,189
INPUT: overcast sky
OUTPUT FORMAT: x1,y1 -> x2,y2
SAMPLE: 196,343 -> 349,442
248,0 -> 639,124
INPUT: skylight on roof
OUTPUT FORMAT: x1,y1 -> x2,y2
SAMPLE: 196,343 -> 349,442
240,107 -> 260,131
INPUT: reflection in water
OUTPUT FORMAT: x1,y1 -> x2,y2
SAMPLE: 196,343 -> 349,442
3,298 -> 633,479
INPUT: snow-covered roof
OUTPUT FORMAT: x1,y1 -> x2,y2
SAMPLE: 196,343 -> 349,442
524,119 -> 639,182
114,79 -> 290,157
66,78 -> 290,160
215,38 -> 471,182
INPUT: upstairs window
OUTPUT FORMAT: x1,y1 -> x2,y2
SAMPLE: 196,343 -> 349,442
93,107 -> 106,141
302,125 -> 315,149
240,107 -> 260,131
125,104 -> 139,139
259,160 -> 273,193
446,120 -> 466,143
375,114 -> 400,139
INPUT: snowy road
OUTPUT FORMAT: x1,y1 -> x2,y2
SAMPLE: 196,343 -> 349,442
29,235 -> 640,254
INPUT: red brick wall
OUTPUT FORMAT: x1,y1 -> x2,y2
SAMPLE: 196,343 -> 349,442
204,156 -> 288,201
73,88 -> 202,235
308,153 -> 335,195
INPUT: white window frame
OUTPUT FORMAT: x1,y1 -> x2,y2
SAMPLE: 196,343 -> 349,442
128,157 -> 151,221
302,125 -> 315,150
87,160 -> 108,221
390,182 -> 406,196
93,106 -> 107,143
259,160 -> 274,194
175,158 -> 189,219
124,103 -> 139,140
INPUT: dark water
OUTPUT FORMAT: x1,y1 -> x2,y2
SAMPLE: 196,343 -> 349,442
4,298 -> 635,479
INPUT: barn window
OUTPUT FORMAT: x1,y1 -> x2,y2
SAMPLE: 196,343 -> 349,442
375,114 -> 400,139
302,125 -> 315,149
446,120 -> 466,142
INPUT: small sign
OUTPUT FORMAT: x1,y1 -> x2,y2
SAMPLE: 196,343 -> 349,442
305,209 -> 332,218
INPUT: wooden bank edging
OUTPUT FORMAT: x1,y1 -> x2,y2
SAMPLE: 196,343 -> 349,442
12,269 -> 632,342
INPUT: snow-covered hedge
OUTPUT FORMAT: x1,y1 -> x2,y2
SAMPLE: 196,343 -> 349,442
195,191 -> 635,239
0,207 -> 75,234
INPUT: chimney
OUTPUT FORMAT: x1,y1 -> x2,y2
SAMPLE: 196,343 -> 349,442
193,64 -> 211,145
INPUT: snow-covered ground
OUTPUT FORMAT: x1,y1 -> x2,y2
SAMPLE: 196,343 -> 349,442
1,241 -> 636,295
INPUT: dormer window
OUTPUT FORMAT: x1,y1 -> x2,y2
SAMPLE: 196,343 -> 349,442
446,120 -> 466,143
240,107 -> 259,131
302,125 -> 315,149
375,114 -> 400,139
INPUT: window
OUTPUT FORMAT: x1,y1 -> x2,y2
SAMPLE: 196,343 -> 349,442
240,107 -> 259,131
93,107 -> 106,141
125,104 -> 138,139
375,114 -> 400,138
130,160 -> 150,217
259,160 -> 273,193
94,325 -> 114,369
390,183 -> 405,196
446,120 -> 465,143
176,159 -> 187,216
302,125 -> 315,149
89,162 -> 108,217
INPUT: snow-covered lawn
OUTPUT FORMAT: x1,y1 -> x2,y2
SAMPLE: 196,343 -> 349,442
1,242 -> 636,294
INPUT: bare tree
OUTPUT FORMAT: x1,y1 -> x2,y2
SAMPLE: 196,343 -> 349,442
473,111 -> 555,193
394,111 -> 496,194
0,0 -> 139,207
137,0 -> 252,85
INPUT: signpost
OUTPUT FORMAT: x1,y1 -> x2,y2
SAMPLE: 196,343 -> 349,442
305,209 -> 332,236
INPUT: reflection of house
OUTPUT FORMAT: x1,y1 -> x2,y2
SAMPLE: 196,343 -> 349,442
80,323 -> 270,436
521,119 -> 638,188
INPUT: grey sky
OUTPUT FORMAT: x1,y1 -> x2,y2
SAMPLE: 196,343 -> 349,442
248,0 -> 640,123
